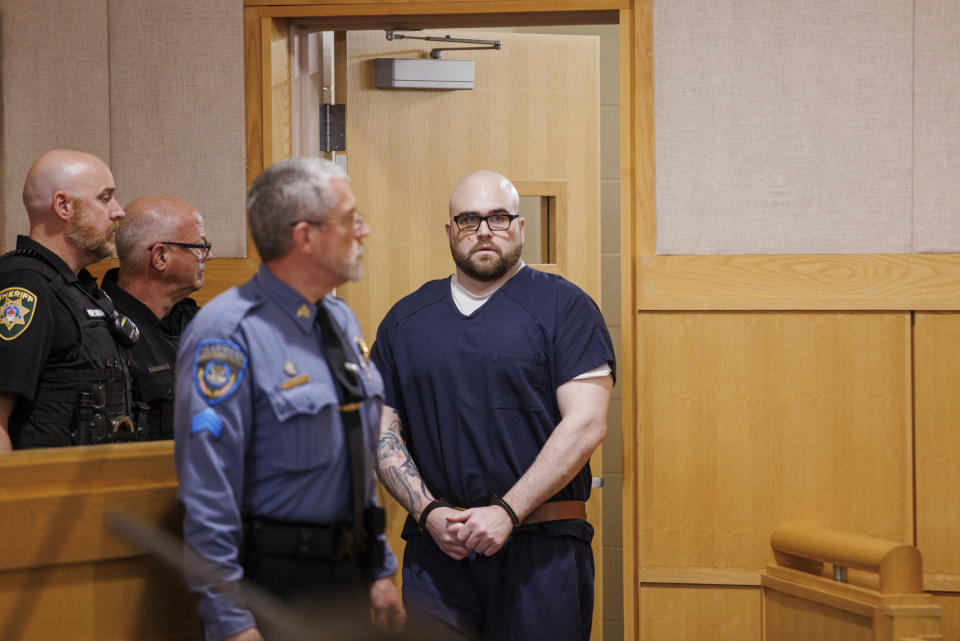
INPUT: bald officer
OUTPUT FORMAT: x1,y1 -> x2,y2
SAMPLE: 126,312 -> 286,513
102,196 -> 209,439
0,149 -> 137,451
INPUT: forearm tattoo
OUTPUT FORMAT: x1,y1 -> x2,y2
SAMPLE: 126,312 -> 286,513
377,410 -> 431,513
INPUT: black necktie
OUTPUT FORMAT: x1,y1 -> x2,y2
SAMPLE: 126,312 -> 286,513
316,305 -> 363,402
316,304 -> 366,552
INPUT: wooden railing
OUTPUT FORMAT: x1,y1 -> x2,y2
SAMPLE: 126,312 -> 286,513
763,522 -> 942,641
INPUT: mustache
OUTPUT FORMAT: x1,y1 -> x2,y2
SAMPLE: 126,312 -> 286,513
469,243 -> 501,257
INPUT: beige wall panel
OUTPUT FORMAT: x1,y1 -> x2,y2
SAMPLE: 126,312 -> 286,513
640,585 -> 759,641
763,588 -> 872,641
107,0 -> 247,257
0,0 -> 111,251
637,313 -> 913,574
914,2 -> 960,253
915,313 -> 960,582
654,0 -> 913,255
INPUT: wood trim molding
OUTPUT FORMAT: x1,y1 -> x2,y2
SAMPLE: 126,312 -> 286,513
639,568 -> 763,587
513,179 -> 566,273
924,574 -> 960,593
637,254 -> 960,311
244,0 -> 628,12
621,4 -> 644,641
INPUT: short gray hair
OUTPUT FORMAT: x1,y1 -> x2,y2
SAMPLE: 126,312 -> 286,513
115,203 -> 181,270
247,157 -> 348,262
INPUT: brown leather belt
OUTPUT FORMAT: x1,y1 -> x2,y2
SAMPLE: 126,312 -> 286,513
522,500 -> 586,525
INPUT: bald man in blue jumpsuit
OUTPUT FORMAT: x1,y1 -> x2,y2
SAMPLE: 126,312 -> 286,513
372,170 -> 615,641
175,158 -> 404,641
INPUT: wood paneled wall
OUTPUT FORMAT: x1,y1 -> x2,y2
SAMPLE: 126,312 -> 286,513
915,314 -> 960,591
625,1 -> 960,639
638,312 -> 913,578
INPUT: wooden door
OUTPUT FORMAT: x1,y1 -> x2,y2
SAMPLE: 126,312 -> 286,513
335,28 -> 604,637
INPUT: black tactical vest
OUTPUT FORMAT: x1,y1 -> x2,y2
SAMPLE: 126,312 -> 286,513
0,250 -> 141,447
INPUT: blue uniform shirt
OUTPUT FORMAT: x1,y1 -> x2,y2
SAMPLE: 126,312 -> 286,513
372,266 -> 616,534
175,264 -> 395,641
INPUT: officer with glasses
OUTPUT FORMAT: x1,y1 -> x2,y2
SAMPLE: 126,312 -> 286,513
101,196 -> 209,439
372,169 -> 615,641
174,157 -> 403,641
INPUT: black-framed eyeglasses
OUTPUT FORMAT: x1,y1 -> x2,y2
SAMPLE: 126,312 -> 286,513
149,241 -> 212,260
452,213 -> 519,232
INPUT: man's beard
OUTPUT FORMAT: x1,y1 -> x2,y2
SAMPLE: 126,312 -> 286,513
451,241 -> 522,282
66,200 -> 115,262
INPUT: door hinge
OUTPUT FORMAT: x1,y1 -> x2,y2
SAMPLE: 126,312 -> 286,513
319,104 -> 345,152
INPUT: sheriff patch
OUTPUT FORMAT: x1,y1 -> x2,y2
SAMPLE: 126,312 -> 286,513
194,339 -> 247,404
0,287 -> 37,341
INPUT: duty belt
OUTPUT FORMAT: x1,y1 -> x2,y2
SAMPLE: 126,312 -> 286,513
243,518 -> 355,560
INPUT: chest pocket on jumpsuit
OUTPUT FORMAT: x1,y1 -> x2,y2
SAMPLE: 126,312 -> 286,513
266,381 -> 341,471
492,352 -> 547,412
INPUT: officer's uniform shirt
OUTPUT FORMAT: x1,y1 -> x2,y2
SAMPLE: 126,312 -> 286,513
174,264 -> 395,641
0,235 -> 127,447
101,268 -> 199,439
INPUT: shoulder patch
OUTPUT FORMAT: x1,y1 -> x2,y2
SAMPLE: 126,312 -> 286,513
0,286 -> 37,341
193,339 -> 247,404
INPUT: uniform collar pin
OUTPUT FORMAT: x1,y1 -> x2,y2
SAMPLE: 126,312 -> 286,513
354,337 -> 370,362
296,304 -> 311,319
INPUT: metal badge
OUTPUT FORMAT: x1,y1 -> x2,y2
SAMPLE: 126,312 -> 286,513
296,304 -> 311,319
283,360 -> 297,376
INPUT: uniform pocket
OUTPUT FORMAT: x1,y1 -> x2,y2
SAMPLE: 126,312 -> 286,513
266,381 -> 341,470
492,352 -> 547,411
135,366 -> 174,403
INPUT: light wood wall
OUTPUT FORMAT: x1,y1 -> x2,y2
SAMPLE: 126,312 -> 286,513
626,3 -> 960,641
0,443 -> 200,641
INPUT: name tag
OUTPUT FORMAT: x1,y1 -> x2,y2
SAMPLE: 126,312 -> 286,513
148,363 -> 171,374
281,373 -> 311,390
86,308 -> 106,318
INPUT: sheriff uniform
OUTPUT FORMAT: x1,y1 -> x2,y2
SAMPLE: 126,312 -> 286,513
101,267 -> 199,440
0,236 -> 138,448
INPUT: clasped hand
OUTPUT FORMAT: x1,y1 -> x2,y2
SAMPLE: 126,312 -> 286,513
423,505 -> 515,560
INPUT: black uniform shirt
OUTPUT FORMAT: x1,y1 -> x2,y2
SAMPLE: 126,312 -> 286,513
101,267 -> 199,439
0,235 -> 121,445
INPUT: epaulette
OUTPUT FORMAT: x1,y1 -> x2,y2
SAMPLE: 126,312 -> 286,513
0,247 -> 61,282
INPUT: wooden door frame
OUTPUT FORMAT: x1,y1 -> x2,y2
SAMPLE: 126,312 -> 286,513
242,2 -> 645,639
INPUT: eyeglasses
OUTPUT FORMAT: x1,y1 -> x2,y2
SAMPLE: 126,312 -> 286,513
290,214 -> 367,230
149,241 -> 212,260
452,213 -> 519,232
